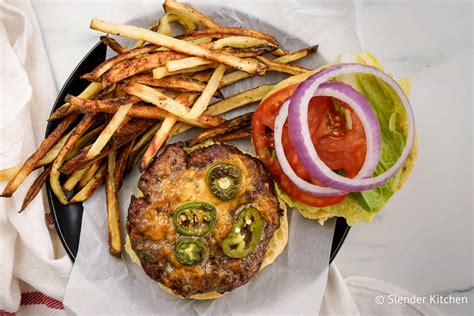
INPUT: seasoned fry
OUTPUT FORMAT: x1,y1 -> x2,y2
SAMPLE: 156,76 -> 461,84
273,45 -> 318,64
162,0 -> 220,29
19,165 -> 53,213
48,83 -> 102,121
63,167 -> 90,192
1,113 -> 78,197
69,164 -> 106,203
130,74 -> 223,97
60,119 -> 156,174
102,51 -> 186,87
206,84 -> 274,116
140,93 -> 197,171
255,56 -> 310,75
166,56 -> 213,73
186,65 -> 226,118
65,124 -> 104,161
177,27 -> 278,45
50,114 -> 96,205
70,95 -> 223,128
0,166 -> 21,181
127,122 -> 161,171
211,36 -> 276,50
105,150 -> 122,257
186,112 -> 253,147
90,18 -> 268,75
215,129 -> 252,142
133,19 -> 161,48
115,141 -> 133,189
191,69 -> 213,82
271,48 -> 288,57
86,104 -> 133,159
152,63 -> 217,80
37,130 -> 73,167
122,82 -> 187,117
100,36 -> 126,54
158,13 -> 196,36
82,45 -> 158,82
78,160 -> 101,189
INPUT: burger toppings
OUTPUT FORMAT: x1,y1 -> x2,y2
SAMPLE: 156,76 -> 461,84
206,163 -> 242,201
174,239 -> 208,266
173,201 -> 217,236
222,207 -> 264,259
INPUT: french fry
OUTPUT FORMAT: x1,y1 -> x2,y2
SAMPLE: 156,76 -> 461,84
65,123 -> 105,161
50,114 -> 96,204
211,36 -> 276,50
1,113 -> 78,197
157,13 -> 196,36
90,18 -> 268,75
215,129 -> 252,142
100,36 -> 126,54
166,56 -> 213,73
152,63 -> 217,80
63,166 -> 90,192
69,95 -> 223,128
186,65 -> 226,118
69,164 -> 106,203
115,141 -> 134,189
105,150 -> 122,257
0,166 -> 21,181
218,45 -> 318,88
133,19 -> 162,49
191,69 -> 214,82
271,48 -> 288,57
19,165 -> 53,213
130,74 -> 223,97
78,160 -> 101,189
255,56 -> 310,75
122,82 -> 187,117
140,93 -> 197,171
127,122 -> 161,171
273,45 -> 318,64
81,44 -> 158,82
48,83 -> 102,121
185,112 -> 253,147
86,103 -> 133,159
177,27 -> 278,45
162,0 -> 220,29
102,51 -> 187,87
205,84 -> 274,116
60,119 -> 156,174
37,130 -> 73,166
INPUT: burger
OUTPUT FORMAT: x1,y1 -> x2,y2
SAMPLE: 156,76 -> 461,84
125,142 -> 288,299
252,52 -> 417,225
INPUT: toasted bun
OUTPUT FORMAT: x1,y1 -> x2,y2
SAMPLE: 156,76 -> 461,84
260,54 -> 418,225
126,191 -> 288,300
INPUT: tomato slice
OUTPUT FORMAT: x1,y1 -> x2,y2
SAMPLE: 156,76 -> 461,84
252,84 -> 367,207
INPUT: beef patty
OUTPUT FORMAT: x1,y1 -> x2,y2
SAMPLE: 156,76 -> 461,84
127,143 -> 281,297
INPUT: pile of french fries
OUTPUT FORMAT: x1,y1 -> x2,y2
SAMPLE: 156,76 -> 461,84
0,0 -> 318,257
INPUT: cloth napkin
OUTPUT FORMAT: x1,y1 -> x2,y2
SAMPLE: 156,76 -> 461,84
0,0 -> 71,314
0,0 -> 440,315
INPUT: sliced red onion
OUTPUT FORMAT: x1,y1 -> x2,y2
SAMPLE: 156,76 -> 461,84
288,63 -> 415,192
274,81 -> 381,196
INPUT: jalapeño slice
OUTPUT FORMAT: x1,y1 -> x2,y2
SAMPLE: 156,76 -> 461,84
173,201 -> 217,236
174,238 -> 207,266
206,163 -> 242,201
222,207 -> 265,259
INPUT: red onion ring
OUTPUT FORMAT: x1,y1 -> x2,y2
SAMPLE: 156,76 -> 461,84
288,63 -> 415,192
274,81 -> 381,196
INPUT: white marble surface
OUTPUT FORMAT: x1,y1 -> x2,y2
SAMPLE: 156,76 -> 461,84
31,0 -> 472,315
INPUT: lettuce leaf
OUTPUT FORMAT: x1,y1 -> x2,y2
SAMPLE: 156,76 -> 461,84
338,52 -> 411,212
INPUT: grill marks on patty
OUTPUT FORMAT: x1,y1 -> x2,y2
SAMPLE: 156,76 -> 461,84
127,143 -> 280,297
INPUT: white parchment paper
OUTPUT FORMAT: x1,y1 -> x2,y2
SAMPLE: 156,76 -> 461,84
64,1 -> 360,314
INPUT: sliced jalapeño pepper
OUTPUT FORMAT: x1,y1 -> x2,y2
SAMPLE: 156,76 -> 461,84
221,207 -> 264,259
173,201 -> 217,236
174,238 -> 207,266
206,163 -> 242,201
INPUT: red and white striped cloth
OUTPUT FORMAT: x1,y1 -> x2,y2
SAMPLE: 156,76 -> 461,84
0,0 -> 72,314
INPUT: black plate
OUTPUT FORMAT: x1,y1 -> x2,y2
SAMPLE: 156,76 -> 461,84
46,42 -> 350,263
